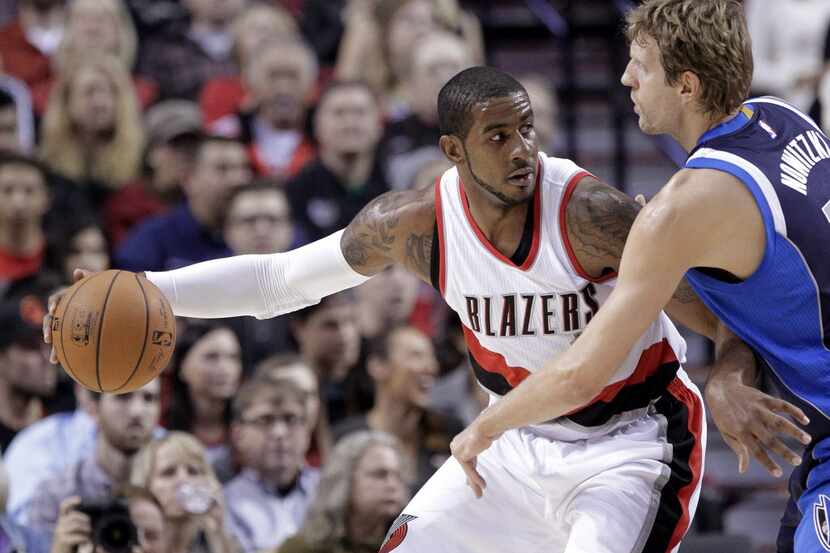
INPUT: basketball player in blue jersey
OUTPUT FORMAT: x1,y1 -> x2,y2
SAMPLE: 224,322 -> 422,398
449,0 -> 829,551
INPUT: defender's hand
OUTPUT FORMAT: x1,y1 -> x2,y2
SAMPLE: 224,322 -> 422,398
43,269 -> 94,364
450,420 -> 499,498
705,377 -> 811,477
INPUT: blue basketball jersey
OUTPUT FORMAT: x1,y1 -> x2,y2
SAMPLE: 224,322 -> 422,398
684,97 -> 830,435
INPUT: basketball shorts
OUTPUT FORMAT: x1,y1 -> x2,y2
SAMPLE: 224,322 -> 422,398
381,374 -> 706,553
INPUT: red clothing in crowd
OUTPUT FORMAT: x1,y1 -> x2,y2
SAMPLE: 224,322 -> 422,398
199,75 -> 247,126
0,20 -> 51,89
0,245 -> 44,282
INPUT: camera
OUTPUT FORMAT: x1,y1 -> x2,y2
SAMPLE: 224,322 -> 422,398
77,500 -> 138,553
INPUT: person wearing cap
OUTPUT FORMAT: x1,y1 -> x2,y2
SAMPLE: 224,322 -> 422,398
0,294 -> 56,452
103,100 -> 203,246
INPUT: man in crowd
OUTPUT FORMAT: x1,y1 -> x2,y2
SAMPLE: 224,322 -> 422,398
286,80 -> 387,241
213,38 -> 317,178
27,379 -> 161,547
334,325 -> 462,489
0,295 -> 55,452
115,135 -> 252,271
225,377 -> 319,552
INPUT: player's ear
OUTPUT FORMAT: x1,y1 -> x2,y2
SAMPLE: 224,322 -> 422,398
440,135 -> 465,165
678,71 -> 701,108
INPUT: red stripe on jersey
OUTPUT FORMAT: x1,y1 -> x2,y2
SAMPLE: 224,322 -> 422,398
457,160 -> 543,271
434,176 -> 447,296
463,326 -> 531,388
558,171 -> 617,283
567,338 -> 678,415
664,377 -> 705,553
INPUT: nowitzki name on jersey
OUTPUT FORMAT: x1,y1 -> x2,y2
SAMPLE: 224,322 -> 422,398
464,283 -> 599,338
780,128 -> 830,195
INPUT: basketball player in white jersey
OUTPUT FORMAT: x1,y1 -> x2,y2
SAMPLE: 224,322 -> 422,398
44,68 -> 762,552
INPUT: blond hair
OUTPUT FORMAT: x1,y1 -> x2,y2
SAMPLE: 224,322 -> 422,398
57,0 -> 138,70
40,54 -> 144,187
625,0 -> 752,117
129,432 -> 220,491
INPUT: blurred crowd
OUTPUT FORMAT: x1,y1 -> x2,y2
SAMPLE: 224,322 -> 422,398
0,0 -> 822,552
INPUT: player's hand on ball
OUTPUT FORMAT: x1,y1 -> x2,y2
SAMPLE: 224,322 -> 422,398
450,421 -> 499,498
705,377 -> 811,477
43,268 -> 94,364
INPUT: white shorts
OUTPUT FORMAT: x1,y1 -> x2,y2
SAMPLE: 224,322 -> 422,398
380,374 -> 706,553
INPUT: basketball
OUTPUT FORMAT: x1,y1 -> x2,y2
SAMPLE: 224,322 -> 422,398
51,270 -> 176,394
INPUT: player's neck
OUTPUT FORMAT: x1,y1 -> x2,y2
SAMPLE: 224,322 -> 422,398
461,179 -> 529,258
675,109 -> 740,152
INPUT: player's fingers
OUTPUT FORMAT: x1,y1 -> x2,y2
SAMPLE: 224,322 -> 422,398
73,269 -> 91,282
762,411 -> 812,445
722,434 -> 749,473
459,459 -> 485,498
43,313 -> 51,344
765,397 -> 811,428
634,194 -> 647,206
744,432 -> 783,477
50,346 -> 58,365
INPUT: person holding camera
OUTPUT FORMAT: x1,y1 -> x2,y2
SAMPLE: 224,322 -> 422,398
27,380 -> 162,547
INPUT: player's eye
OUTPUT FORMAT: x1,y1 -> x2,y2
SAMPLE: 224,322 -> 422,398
490,133 -> 504,143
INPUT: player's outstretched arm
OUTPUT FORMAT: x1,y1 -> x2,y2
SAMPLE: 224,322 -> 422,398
564,176 -> 718,338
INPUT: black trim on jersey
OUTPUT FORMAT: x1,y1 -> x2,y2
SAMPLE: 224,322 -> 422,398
509,192 -> 536,266
430,222 -> 440,293
468,352 -> 513,396
566,360 -> 680,427
641,383 -> 698,553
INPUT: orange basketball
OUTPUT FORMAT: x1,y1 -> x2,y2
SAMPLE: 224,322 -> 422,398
51,270 -> 176,393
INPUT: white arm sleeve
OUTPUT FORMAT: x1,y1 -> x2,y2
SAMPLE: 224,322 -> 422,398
144,230 -> 372,319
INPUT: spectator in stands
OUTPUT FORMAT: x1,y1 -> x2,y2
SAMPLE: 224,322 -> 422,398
31,0 -> 157,115
46,216 -> 109,285
165,320 -> 242,482
746,0 -> 830,111
225,377 -> 319,552
0,154 -> 50,297
333,325 -> 461,489
125,487 -> 169,553
276,431 -> 409,553
138,0 -> 248,100
211,38 -> 317,178
291,292 -> 361,423
222,181 -> 295,367
384,30 -> 472,188
0,82 -> 35,155
5,385 -> 96,524
255,355 -> 331,467
104,100 -> 202,246
0,295 -> 54,453
130,432 -> 236,553
0,0 -> 66,90
347,266 -> 421,413
0,455 -> 46,553
114,135 -> 251,272
518,74 -> 559,154
336,0 -> 482,118
200,3 -> 300,128
286,80 -> 387,242
40,54 -> 144,203
27,379 -> 161,545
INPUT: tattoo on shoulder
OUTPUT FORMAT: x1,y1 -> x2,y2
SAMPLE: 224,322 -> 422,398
566,178 -> 641,277
341,188 -> 435,278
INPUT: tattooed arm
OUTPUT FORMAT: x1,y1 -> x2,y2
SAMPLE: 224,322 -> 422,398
564,176 -> 717,338
341,185 -> 436,282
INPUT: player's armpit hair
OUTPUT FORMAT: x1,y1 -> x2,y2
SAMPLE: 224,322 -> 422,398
341,187 -> 436,280
671,278 -> 699,304
565,177 -> 641,279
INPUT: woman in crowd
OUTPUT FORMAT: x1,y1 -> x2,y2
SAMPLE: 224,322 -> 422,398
165,320 -> 243,482
276,431 -> 410,553
40,53 -> 144,204
130,432 -> 237,553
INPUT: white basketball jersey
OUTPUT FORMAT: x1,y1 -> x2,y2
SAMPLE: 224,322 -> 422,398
433,152 -> 687,430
